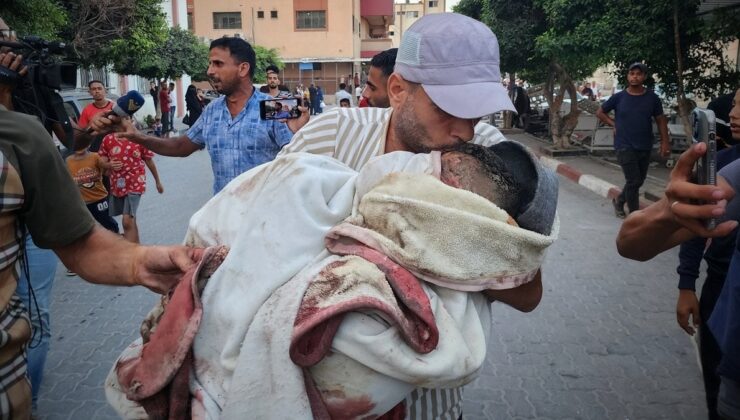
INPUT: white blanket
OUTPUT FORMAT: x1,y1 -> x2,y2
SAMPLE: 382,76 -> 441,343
107,150 -> 557,419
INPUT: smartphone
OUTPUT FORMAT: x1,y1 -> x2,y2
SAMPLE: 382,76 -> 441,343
691,108 -> 718,229
260,97 -> 302,120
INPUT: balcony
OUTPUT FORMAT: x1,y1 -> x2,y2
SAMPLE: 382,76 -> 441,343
361,0 -> 394,26
361,37 -> 393,58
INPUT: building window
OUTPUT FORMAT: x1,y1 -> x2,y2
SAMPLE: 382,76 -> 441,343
187,13 -> 194,31
389,30 -> 395,36
257,10 -> 264,18
296,11 -> 326,29
213,12 -> 241,29
428,0 -> 439,7
271,10 -> 278,19
411,11 -> 419,17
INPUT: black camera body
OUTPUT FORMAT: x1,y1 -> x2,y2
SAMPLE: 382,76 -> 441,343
0,35 -> 78,148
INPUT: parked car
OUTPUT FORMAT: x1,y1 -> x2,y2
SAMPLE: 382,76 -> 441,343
60,89 -> 153,128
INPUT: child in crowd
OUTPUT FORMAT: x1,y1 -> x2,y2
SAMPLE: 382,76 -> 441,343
98,133 -> 164,243
65,147 -> 120,234
153,118 -> 163,137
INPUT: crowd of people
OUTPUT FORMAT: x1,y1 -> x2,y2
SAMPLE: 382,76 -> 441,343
1,8 -> 739,420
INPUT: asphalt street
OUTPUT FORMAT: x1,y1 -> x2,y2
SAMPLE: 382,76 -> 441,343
35,147 -> 706,419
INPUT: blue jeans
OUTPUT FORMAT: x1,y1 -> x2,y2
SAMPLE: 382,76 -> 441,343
15,233 -> 58,410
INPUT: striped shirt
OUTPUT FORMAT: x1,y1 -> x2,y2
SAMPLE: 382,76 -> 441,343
281,106 -> 506,420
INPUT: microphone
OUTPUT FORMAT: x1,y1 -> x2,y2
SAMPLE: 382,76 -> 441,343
87,90 -> 146,133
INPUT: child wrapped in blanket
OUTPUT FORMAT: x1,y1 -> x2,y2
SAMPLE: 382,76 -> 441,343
106,142 -> 558,420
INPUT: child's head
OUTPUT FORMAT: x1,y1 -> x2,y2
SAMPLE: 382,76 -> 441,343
440,142 -> 557,235
440,144 -> 521,217
74,146 -> 89,156
155,117 -> 161,123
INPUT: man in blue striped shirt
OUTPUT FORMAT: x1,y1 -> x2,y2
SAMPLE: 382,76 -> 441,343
118,37 -> 309,194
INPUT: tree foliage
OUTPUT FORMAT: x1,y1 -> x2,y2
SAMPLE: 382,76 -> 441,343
1,0 -> 211,81
455,0 -> 740,146
252,45 -> 284,84
0,0 -> 68,40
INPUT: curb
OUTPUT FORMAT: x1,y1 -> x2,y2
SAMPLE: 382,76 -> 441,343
529,149 -> 654,210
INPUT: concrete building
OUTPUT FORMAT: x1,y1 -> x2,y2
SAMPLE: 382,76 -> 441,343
389,0 -> 446,48
189,0 -> 394,100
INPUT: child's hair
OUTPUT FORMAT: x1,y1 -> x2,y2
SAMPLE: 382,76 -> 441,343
449,143 -> 524,218
155,117 -> 161,122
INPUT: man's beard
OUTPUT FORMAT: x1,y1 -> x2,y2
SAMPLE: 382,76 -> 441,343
212,77 -> 238,96
269,82 -> 278,88
393,100 -> 433,153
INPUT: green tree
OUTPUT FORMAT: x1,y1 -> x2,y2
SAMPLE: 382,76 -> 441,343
601,0 -> 740,136
252,45 -> 284,84
457,0 -> 605,146
0,0 -> 67,40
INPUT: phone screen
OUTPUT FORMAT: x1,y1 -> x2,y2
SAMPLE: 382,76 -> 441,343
260,98 -> 302,120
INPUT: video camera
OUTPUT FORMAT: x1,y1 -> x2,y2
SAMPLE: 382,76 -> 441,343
0,35 -> 78,148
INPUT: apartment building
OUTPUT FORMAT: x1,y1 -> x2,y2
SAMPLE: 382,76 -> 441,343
390,0 -> 445,47
190,0 -> 394,95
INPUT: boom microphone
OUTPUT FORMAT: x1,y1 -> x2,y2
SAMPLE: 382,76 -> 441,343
86,90 -> 146,133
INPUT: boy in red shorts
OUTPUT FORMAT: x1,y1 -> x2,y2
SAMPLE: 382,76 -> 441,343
98,133 -> 164,243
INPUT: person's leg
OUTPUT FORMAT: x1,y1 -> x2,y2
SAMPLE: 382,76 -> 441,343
170,106 -> 176,131
121,194 -> 142,243
717,376 -> 740,420
15,233 -> 57,412
617,148 -> 644,213
699,274 -> 726,420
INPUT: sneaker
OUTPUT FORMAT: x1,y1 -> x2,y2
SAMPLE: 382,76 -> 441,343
612,198 -> 626,219
65,269 -> 76,277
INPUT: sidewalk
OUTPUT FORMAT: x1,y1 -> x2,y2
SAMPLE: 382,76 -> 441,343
504,129 -> 671,208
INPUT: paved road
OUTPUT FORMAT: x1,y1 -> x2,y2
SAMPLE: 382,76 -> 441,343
36,150 -> 706,419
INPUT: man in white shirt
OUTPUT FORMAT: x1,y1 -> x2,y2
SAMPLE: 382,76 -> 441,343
168,81 -> 176,133
335,82 -> 353,106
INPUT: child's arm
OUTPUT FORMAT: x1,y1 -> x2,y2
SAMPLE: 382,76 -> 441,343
482,270 -> 542,312
144,158 -> 164,193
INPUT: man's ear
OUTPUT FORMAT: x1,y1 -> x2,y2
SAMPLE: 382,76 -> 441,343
387,73 -> 409,108
240,62 -> 251,79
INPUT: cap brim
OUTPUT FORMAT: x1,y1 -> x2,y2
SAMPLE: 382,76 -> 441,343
422,82 -> 515,119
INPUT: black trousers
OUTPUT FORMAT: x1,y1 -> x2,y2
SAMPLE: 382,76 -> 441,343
699,274 -> 726,420
616,148 -> 651,213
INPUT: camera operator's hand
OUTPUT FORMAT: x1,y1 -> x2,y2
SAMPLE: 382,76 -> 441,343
0,51 -> 28,78
0,51 -> 29,109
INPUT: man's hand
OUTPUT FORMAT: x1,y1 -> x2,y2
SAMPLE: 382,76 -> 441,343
659,142 -> 671,158
665,142 -> 737,238
114,119 -> 148,144
676,289 -> 700,335
0,51 -> 28,109
286,105 -> 310,133
131,245 -> 203,294
87,113 -> 132,136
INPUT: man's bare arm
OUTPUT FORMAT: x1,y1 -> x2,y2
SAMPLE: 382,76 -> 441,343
54,225 -> 199,294
117,121 -> 201,157
616,142 -> 737,261
595,107 -> 614,127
